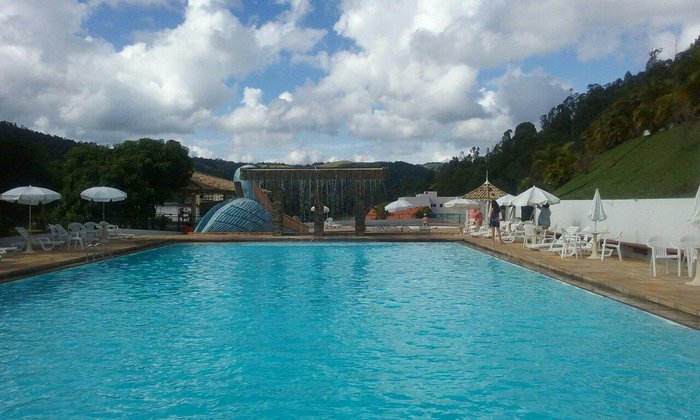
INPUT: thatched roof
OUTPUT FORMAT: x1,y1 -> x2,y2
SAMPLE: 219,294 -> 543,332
184,172 -> 235,194
462,180 -> 508,200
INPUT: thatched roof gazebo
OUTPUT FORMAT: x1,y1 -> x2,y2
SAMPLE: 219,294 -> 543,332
462,179 -> 508,201
184,172 -> 236,195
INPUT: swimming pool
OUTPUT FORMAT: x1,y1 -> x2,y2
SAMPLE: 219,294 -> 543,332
1,243 -> 698,417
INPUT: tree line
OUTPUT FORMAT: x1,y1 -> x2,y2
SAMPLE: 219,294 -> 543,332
0,122 -> 192,234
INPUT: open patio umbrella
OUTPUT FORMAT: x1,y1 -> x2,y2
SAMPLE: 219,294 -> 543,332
443,197 -> 480,209
1,185 -> 61,229
511,185 -> 561,207
445,197 -> 480,224
311,205 -> 330,213
80,186 -> 127,222
587,188 -> 607,231
496,194 -> 515,206
384,199 -> 414,213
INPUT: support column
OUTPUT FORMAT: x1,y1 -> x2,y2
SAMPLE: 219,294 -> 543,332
354,198 -> 366,235
271,185 -> 284,236
189,193 -> 198,225
313,182 -> 324,237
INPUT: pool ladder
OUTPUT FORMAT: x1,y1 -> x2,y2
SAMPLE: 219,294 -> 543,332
85,241 -> 112,262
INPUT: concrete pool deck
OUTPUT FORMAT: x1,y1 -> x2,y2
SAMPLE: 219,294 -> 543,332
0,230 -> 698,330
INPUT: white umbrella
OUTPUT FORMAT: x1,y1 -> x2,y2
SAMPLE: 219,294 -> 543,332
81,186 -> 127,222
587,188 -> 607,231
384,199 -> 414,213
311,205 -> 330,213
496,194 -> 515,206
443,197 -> 480,209
1,185 -> 61,229
511,185 -> 561,207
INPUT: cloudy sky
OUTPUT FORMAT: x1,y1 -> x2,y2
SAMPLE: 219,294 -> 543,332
1,0 -> 698,164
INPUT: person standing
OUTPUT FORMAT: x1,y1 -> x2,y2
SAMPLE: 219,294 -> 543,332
474,208 -> 483,227
488,199 -> 504,244
537,204 -> 551,230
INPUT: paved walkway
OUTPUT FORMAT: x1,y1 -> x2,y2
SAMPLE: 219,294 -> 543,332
1,231 -> 698,329
461,234 -> 700,329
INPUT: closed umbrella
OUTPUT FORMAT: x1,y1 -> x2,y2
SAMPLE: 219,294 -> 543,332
689,185 -> 700,227
384,199 -> 414,213
511,186 -> 561,207
587,188 -> 607,231
80,186 -> 127,222
1,185 -> 61,229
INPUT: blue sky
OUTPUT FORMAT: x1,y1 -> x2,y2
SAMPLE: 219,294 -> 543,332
1,0 -> 698,164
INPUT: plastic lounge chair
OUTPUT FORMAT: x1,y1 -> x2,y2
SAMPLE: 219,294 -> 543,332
48,224 -> 70,246
16,227 -> 63,251
106,224 -> 135,239
646,236 -> 681,277
323,218 -> 341,230
0,246 -> 19,260
526,226 -> 560,250
678,235 -> 699,277
600,231 -> 623,261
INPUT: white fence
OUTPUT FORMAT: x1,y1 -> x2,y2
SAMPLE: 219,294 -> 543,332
546,198 -> 697,245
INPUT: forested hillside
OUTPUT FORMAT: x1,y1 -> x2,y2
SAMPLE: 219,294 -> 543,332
435,37 -> 700,198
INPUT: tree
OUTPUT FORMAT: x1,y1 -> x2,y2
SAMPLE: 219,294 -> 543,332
53,143 -> 112,223
56,139 -> 193,228
108,139 -> 193,228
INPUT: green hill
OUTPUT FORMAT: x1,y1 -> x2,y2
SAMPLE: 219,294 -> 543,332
555,122 -> 700,199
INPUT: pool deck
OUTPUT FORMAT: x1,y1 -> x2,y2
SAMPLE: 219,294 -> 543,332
1,231 -> 698,330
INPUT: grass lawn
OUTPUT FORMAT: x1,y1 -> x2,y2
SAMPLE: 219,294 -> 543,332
556,121 -> 700,199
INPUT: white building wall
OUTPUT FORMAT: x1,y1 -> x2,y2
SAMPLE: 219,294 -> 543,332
546,198 -> 696,245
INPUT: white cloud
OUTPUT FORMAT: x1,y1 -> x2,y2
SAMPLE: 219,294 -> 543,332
187,144 -> 216,158
487,67 -> 570,127
0,0 -> 323,145
1,0 -> 698,164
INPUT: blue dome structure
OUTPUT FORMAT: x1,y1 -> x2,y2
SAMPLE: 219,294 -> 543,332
195,165 -> 272,233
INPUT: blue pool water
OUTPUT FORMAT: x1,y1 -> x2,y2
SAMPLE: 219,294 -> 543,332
1,243 -> 699,417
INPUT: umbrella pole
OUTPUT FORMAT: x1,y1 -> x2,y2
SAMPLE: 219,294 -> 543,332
28,204 -> 32,229
103,202 -> 106,222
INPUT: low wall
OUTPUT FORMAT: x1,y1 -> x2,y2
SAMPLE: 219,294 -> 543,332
547,198 -> 697,246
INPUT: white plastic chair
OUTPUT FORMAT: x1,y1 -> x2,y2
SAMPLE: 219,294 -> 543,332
600,231 -> 623,261
67,222 -> 86,250
522,223 -> 539,248
678,235 -> 699,277
646,236 -> 681,276
557,226 -> 581,258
